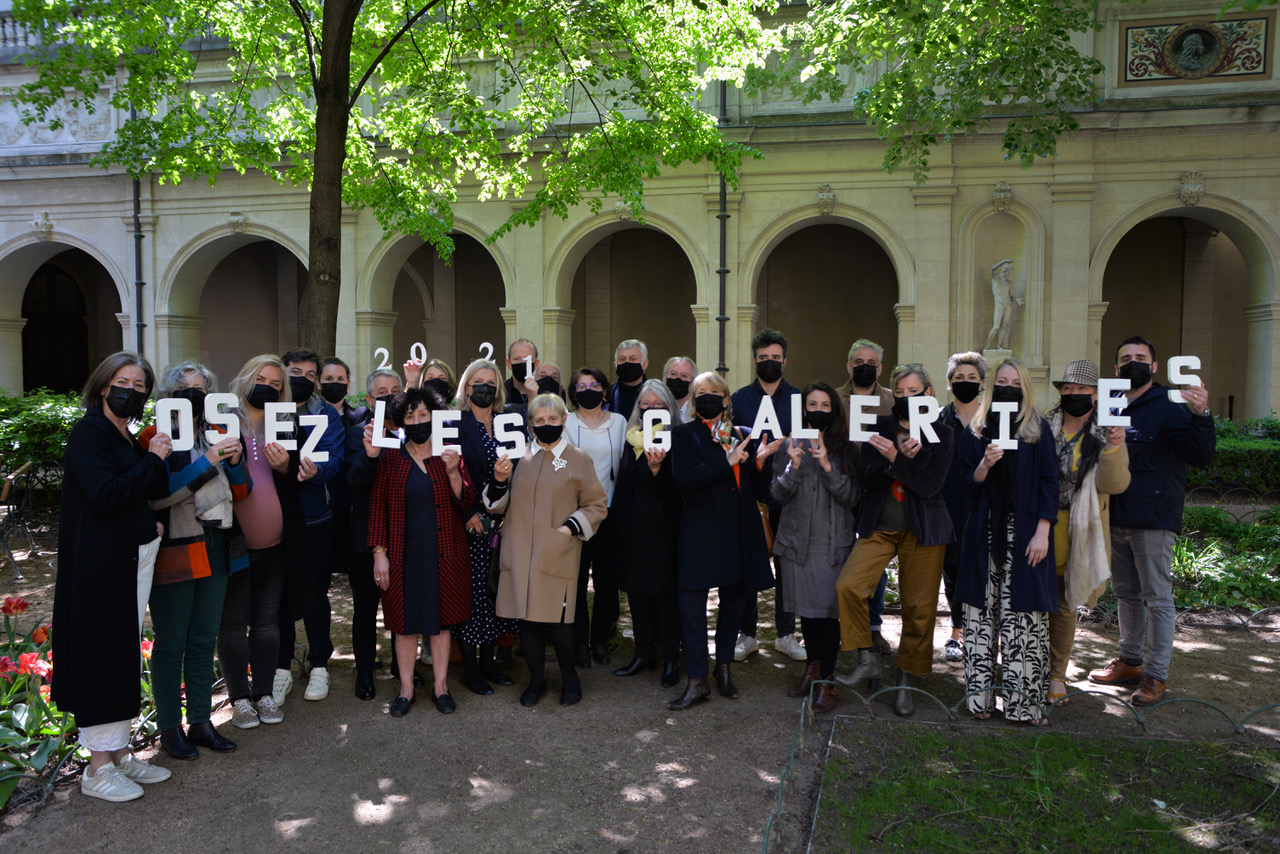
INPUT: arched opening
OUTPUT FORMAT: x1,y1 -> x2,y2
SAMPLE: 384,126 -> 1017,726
1102,217 -> 1251,419
754,223 -> 898,388
567,228 -> 697,374
21,248 -> 122,393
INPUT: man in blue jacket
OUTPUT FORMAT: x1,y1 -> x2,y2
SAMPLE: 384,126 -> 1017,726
1089,336 -> 1214,706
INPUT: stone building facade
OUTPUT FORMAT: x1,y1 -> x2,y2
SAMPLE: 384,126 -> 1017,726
1,1 -> 1276,417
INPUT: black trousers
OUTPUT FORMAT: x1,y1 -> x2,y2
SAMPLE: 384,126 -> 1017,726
278,521 -> 336,669
941,556 -> 964,630
678,583 -> 747,679
741,506 -> 795,638
520,621 -> 578,690
574,518 -> 619,649
800,616 -> 840,679
627,590 -> 680,661
346,550 -> 382,670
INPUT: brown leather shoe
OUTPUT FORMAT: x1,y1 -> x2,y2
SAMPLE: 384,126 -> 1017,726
787,661 -> 821,699
667,676 -> 711,711
713,662 -> 739,699
1088,658 -> 1145,686
1131,676 -> 1167,706
871,631 -> 893,656
811,682 -> 838,714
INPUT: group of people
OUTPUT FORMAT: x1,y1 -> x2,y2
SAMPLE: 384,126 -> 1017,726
51,329 -> 1214,803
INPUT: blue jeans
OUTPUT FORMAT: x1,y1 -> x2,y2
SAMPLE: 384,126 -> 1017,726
868,570 -> 888,632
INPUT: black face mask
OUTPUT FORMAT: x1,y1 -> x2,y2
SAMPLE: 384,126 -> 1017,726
805,409 -> 836,431
1117,361 -> 1153,388
403,421 -> 433,445
574,389 -> 605,411
105,386 -> 148,421
423,378 -> 452,402
469,383 -> 497,409
289,376 -> 315,402
1060,393 -> 1095,418
536,376 -> 561,396
511,362 -> 531,383
532,423 -> 564,445
616,362 -> 644,384
891,394 -> 921,422
319,382 -> 348,404
694,393 -> 725,420
755,359 -> 784,384
992,385 -> 1024,405
173,387 -> 207,418
850,363 -> 878,389
665,377 -> 690,400
247,384 -> 279,409
950,381 -> 981,404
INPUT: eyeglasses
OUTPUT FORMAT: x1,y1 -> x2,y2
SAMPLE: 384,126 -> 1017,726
575,382 -> 603,392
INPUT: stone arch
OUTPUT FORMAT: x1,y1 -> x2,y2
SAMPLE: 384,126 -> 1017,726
0,232 -> 129,318
159,223 -> 308,317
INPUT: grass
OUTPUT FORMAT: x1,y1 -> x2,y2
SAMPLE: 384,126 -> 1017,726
810,721 -> 1280,853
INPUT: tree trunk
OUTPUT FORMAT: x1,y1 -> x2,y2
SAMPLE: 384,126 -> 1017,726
298,0 -> 361,358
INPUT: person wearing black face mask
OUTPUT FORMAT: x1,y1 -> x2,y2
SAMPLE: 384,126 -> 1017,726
662,356 -> 698,422
535,361 -> 566,399
769,383 -> 860,714
937,352 -> 987,664
610,339 -> 649,416
369,388 -> 476,716
729,328 -> 803,663
1043,360 -> 1130,708
454,358 -> 521,695
55,352 -> 173,801
319,357 -> 362,428
275,348 -> 347,706
567,367 -> 628,667
1088,336 -> 1214,708
504,339 -> 541,416
483,394 -> 610,708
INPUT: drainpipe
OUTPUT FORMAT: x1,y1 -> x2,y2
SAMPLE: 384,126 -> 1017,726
715,80 -> 730,377
131,106 -> 146,356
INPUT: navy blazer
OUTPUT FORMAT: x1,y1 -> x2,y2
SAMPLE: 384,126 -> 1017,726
956,419 -> 1059,613
457,409 -> 526,522
671,420 -> 775,594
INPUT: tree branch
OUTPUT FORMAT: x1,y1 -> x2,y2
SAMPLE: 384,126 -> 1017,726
348,0 -> 447,109
286,0 -> 321,92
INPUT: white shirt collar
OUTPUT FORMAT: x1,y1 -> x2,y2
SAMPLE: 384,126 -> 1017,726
530,437 -> 569,460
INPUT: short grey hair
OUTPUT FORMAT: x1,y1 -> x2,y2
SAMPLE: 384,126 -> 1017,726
157,360 -> 218,399
847,339 -> 884,363
365,368 -> 402,396
615,339 -> 648,362
946,351 -> 987,382
625,379 -> 679,430
528,392 -> 568,424
662,356 -> 697,377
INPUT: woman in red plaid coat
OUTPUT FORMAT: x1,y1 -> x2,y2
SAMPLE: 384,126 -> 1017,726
369,387 -> 476,716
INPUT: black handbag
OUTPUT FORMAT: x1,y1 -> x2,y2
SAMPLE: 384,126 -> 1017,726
485,518 -> 503,599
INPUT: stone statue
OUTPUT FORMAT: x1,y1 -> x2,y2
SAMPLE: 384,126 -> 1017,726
983,259 -> 1023,351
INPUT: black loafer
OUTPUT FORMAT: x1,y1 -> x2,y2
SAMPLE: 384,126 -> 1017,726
464,676 -> 494,696
186,721 -> 236,753
480,663 -> 514,687
354,669 -> 376,701
389,694 -> 416,717
614,657 -> 655,677
160,726 -> 198,760
560,686 -> 582,706
574,646 -> 592,669
433,691 -> 457,714
592,643 -> 611,665
520,683 -> 547,707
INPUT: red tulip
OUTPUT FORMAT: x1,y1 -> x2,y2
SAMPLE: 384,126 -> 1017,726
1,596 -> 29,616
18,651 -> 51,679
140,640 -> 154,661
0,656 -> 16,679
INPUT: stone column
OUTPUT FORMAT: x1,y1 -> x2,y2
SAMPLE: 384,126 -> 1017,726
1181,222 -> 1218,391
499,306 -> 518,366
1087,301 -> 1109,369
910,184 -> 956,373
689,304 -> 712,374
734,302 -> 760,381
354,310 -> 397,382
0,318 -> 28,395
542,307 -> 577,372
153,314 -> 204,370
894,304 -> 917,364
1243,301 -> 1279,418
432,255 -> 457,370
1048,178 -> 1096,400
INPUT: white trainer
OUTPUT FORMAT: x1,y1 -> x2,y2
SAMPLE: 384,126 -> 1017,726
255,695 -> 285,724
80,764 -> 144,802
420,647 -> 432,665
775,634 -> 807,661
272,667 -> 293,706
115,753 -> 171,784
733,634 -> 758,662
231,698 -> 260,729
304,667 -> 330,701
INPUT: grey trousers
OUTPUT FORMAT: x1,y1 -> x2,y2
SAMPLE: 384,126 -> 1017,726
1110,527 -> 1177,683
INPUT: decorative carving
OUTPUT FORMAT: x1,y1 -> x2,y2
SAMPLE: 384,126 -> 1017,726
1123,16 -> 1270,85
30,212 -> 53,241
992,181 -> 1012,213
1180,171 -> 1205,206
227,211 -> 249,233
984,259 -> 1024,351
614,200 -> 632,221
816,183 -> 836,216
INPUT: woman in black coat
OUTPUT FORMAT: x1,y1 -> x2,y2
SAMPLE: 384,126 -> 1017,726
611,380 -> 682,687
668,372 -> 777,710
53,352 -> 174,803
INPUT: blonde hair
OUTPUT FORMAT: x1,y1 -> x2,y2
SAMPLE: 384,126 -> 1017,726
423,358 -> 456,391
230,354 -> 292,411
457,359 -> 505,412
889,363 -> 933,395
691,371 -> 732,419
969,357 -> 1042,443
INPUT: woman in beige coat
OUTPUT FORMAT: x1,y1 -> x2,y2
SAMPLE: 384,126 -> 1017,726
485,394 -> 608,707
1045,360 -> 1131,705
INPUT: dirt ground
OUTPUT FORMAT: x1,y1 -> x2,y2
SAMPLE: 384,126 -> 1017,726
2,515 -> 1278,853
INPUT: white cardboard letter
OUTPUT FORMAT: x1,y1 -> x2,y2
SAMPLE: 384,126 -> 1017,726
789,394 -> 819,440
1098,378 -> 1132,427
431,410 -> 462,456
298,414 -> 330,463
371,400 -> 400,448
204,393 -> 240,443
990,401 -> 1019,449
643,409 -> 673,450
847,394 -> 879,442
155,399 -> 194,452
1167,355 -> 1203,405
749,396 -> 784,441
494,413 -> 527,458
264,403 -> 296,450
908,396 -> 942,444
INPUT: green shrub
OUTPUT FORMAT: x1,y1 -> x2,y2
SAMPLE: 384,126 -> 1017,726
1181,507 -> 1239,540
1186,436 -> 1280,493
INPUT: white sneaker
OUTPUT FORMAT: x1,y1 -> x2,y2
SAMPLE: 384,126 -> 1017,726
733,634 -> 758,662
81,764 -> 144,802
255,695 -> 285,724
775,634 -> 807,661
304,667 -> 330,701
272,667 -> 293,706
231,698 -> 260,729
115,753 -> 171,784
944,638 -> 964,662
420,647 -> 432,665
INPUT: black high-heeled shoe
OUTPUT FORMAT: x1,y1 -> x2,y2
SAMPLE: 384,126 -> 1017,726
160,726 -> 198,760
614,657 -> 655,677
186,721 -> 236,753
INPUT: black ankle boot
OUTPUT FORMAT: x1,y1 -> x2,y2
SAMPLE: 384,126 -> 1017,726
613,657 -> 655,677
354,668 -> 376,701
458,641 -> 493,695
667,676 -> 711,711
161,726 -> 198,760
479,643 -> 514,686
713,662 -> 739,699
661,660 -> 680,688
186,721 -> 236,752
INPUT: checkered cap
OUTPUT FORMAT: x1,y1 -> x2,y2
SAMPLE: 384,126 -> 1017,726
1052,359 -> 1100,390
